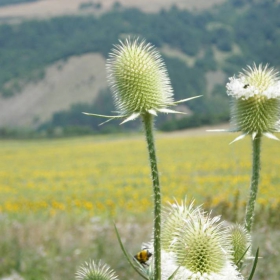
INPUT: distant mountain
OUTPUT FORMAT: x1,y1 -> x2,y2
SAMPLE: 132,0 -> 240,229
0,0 -> 279,136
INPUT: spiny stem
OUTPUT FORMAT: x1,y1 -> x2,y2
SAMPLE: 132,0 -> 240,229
245,135 -> 262,232
142,112 -> 161,280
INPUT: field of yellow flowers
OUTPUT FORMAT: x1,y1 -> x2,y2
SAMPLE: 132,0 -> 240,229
1,132 -> 279,218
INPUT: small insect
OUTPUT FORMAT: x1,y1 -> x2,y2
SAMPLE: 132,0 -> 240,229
243,84 -> 250,89
134,249 -> 152,265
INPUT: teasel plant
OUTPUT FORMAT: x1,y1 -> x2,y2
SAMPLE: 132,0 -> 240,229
210,64 -> 280,232
226,224 -> 252,269
75,200 -> 257,280
75,260 -> 119,280
83,38 -> 200,280
135,199 -> 256,280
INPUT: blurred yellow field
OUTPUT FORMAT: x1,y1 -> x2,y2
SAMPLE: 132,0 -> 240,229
0,133 -> 279,217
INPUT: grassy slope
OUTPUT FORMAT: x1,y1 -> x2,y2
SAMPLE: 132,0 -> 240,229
0,53 -> 106,128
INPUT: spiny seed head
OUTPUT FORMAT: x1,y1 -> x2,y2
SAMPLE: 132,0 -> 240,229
106,38 -> 174,115
176,213 -> 232,275
144,201 -> 244,280
226,64 -> 280,135
75,260 -> 118,280
226,224 -> 251,265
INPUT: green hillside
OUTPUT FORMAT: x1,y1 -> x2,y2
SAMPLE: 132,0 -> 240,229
1,0 -> 280,136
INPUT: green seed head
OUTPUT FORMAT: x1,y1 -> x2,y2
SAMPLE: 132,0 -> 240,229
148,201 -> 244,279
75,260 -> 118,280
176,213 -> 232,275
226,224 -> 251,265
226,64 -> 280,135
106,38 -> 174,115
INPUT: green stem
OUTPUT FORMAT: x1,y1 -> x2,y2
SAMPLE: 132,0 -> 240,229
245,135 -> 262,232
142,113 -> 161,280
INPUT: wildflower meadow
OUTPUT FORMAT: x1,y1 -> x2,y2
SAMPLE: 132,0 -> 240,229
1,134 -> 280,218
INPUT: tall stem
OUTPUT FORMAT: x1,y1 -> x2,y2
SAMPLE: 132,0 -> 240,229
142,113 -> 161,280
245,135 -> 262,232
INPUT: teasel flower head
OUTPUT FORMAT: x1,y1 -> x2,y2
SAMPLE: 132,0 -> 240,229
226,63 -> 280,142
209,64 -> 280,142
226,224 -> 252,266
175,212 -> 242,279
143,200 -> 244,280
75,260 -> 118,280
107,38 -> 173,114
83,38 -> 200,124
